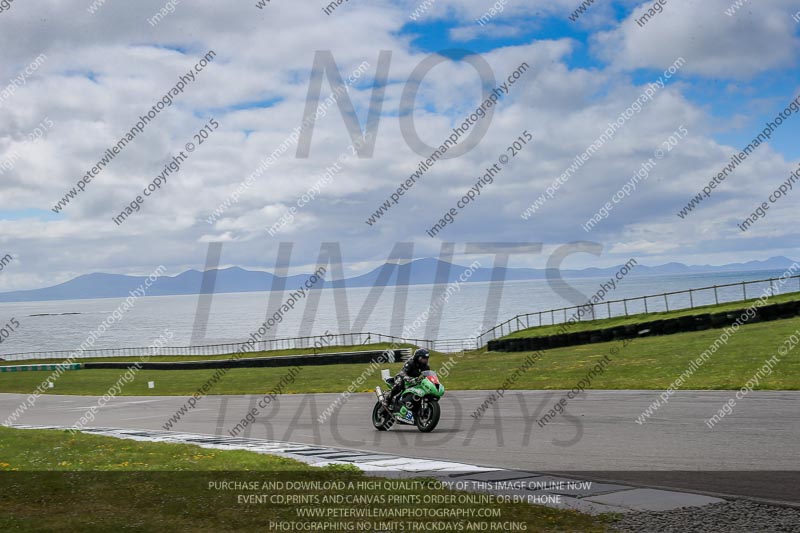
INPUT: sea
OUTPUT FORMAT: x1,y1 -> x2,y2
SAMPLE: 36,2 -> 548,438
0,269 -> 797,356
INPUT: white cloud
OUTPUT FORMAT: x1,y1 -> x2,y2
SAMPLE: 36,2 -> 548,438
0,0 -> 798,291
593,0 -> 800,78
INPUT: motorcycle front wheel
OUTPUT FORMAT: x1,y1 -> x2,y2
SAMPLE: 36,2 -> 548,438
415,400 -> 440,433
372,401 -> 395,431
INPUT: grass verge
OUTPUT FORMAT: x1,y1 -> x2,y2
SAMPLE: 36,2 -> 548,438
0,426 -> 607,532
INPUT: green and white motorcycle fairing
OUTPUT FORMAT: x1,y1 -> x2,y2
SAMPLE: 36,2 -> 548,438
372,370 -> 444,433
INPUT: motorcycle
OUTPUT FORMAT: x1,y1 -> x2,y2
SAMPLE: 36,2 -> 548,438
372,369 -> 444,432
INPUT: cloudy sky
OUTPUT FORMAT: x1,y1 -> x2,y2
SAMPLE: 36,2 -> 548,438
1,0 -> 799,290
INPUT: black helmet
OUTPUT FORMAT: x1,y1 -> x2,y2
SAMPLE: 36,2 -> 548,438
413,348 -> 430,362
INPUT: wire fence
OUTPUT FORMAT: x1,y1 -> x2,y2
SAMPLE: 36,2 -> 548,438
476,274 -> 800,346
0,332 -> 476,362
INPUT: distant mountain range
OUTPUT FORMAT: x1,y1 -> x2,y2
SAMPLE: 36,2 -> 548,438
0,256 -> 796,303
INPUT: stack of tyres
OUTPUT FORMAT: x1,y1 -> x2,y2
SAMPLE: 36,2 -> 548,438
550,334 -> 569,348
693,314 -> 712,330
710,312 -> 730,328
624,324 -> 640,337
610,326 -> 628,340
756,304 -> 778,321
775,300 -> 800,318
677,316 -> 696,332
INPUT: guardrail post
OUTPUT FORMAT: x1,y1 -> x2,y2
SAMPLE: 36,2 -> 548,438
689,290 -> 693,309
664,294 -> 669,312
607,301 -> 611,319
742,282 -> 746,300
643,296 -> 648,314
623,299 -> 628,316
714,286 -> 719,305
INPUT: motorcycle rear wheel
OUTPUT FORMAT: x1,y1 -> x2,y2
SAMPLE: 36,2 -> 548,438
372,401 -> 395,431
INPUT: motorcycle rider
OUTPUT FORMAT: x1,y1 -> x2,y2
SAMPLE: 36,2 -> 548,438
385,348 -> 430,409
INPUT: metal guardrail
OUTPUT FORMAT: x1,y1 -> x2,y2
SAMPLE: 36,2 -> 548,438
84,349 -> 412,371
476,274 -> 800,346
0,332 -> 473,362
430,338 -> 479,352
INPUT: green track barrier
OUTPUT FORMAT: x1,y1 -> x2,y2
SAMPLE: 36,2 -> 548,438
0,363 -> 83,373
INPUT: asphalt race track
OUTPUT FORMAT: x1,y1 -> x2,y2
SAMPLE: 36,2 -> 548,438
3,390 -> 798,505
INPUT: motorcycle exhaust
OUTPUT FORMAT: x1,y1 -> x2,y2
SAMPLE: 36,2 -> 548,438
375,386 -> 385,403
